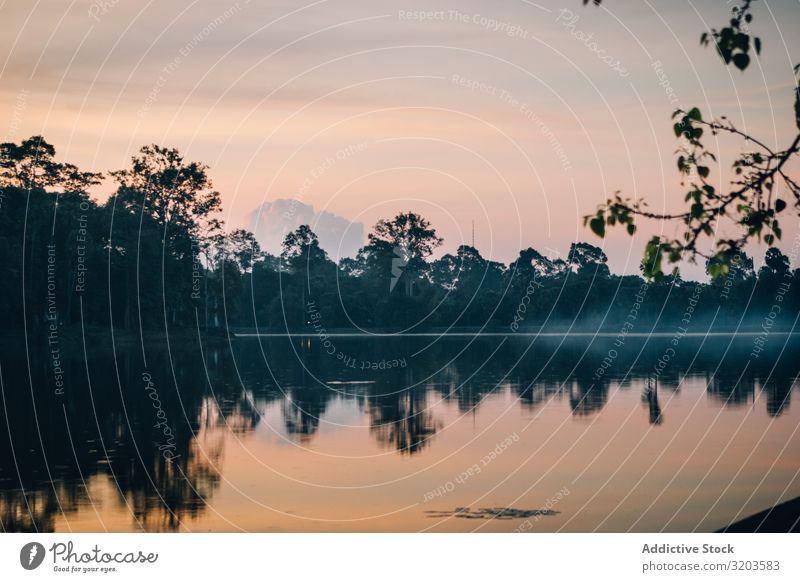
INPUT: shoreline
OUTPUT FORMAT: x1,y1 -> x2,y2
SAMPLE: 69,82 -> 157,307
719,497 -> 800,533
234,330 -> 800,338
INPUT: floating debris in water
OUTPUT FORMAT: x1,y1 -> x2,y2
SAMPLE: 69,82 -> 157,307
424,507 -> 560,520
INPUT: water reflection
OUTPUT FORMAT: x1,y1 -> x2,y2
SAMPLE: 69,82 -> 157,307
569,377 -> 609,417
368,389 -> 440,455
643,377 -> 663,426
0,334 -> 797,531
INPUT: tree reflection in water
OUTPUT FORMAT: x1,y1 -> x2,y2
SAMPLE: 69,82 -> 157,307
0,334 -> 796,531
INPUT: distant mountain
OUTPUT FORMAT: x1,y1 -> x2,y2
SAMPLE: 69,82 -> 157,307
247,199 -> 364,260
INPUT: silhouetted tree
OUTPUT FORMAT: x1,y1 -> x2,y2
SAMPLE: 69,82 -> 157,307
365,212 -> 443,296
760,247 -> 790,277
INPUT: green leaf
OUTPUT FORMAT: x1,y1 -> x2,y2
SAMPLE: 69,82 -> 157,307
642,238 -> 664,281
697,166 -> 709,178
627,223 -> 636,236
733,53 -> 750,70
735,33 -> 749,51
754,37 -> 761,55
708,262 -> 725,279
590,217 -> 605,238
775,199 -> 787,213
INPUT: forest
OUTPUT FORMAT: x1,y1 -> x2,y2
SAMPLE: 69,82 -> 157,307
2,135 -> 799,337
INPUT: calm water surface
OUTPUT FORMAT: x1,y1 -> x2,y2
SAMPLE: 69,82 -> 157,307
1,334 -> 798,532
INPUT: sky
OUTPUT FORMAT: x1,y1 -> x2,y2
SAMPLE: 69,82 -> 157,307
1,0 -> 799,278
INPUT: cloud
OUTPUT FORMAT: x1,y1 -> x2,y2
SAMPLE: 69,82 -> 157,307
248,198 -> 364,260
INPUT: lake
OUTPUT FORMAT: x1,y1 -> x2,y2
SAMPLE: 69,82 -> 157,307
1,333 -> 798,532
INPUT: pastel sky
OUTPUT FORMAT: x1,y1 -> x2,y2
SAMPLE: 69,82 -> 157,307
2,0 -> 799,277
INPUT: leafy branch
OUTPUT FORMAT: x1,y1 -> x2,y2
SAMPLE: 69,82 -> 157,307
582,1 -> 800,280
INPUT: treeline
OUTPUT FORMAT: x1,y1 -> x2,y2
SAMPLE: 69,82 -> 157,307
2,136 -> 799,335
